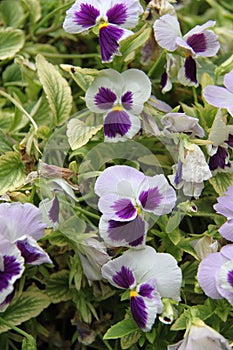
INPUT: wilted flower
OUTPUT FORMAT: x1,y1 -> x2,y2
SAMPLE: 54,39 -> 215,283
95,165 -> 176,247
101,246 -> 182,331
85,69 -> 151,142
213,185 -> 233,242
203,70 -> 233,116
169,143 -> 212,199
197,244 -> 233,305
63,0 -> 143,62
153,14 -> 220,86
190,236 -> 218,260
168,319 -> 231,350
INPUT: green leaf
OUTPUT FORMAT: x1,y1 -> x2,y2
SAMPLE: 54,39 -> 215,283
103,318 -> 138,340
22,337 -> 37,350
46,270 -> 73,303
67,118 -> 102,150
0,28 -> 25,60
120,330 -> 141,349
0,288 -> 50,334
0,130 -> 13,155
1,0 -> 25,28
209,173 -> 233,195
61,65 -> 100,92
171,312 -> 189,331
0,151 -> 25,195
120,26 -> 151,62
36,54 -> 73,125
22,0 -> 42,23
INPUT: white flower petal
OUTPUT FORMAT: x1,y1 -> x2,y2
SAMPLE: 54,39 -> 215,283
153,14 -> 181,51
203,86 -> 233,113
224,70 -> 233,93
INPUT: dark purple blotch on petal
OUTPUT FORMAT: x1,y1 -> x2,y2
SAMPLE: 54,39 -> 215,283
139,187 -> 163,211
121,91 -> 133,110
186,33 -> 207,53
130,295 -> 147,330
74,4 -> 100,28
184,56 -> 197,84
106,3 -> 127,25
227,270 -> 233,288
227,134 -> 233,148
112,265 -> 135,288
0,256 -> 22,292
174,160 -> 183,186
209,147 -> 231,171
17,239 -> 41,264
111,199 -> 136,219
104,110 -> 131,138
160,72 -> 168,90
94,87 -> 117,110
108,216 -> 145,247
49,195 -> 59,224
139,283 -> 154,298
99,24 -> 124,62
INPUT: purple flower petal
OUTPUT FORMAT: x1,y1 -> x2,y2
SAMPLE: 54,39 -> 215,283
184,56 -> 197,84
174,160 -> 183,186
139,187 -> 163,211
94,87 -> 117,110
17,237 -> 52,265
63,0 -> 100,33
104,109 -> 131,138
130,295 -> 148,330
139,282 -> 155,298
106,3 -> 127,25
98,194 -> 137,221
186,33 -> 207,53
99,215 -> 146,248
112,266 -> 135,288
209,146 -> 231,171
121,91 -> 133,110
0,290 -> 15,312
111,198 -> 137,220
99,24 -> 124,63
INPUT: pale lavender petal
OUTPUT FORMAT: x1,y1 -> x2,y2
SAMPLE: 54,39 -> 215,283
161,113 -> 205,138
99,215 -> 146,248
203,86 -> 233,112
197,252 -> 226,299
138,175 -> 176,215
17,237 -> 52,265
148,95 -> 172,113
0,202 -> 46,242
220,244 -> 233,260
224,70 -> 233,93
0,245 -> 24,304
217,260 -> 233,305
94,87 -> 117,110
184,20 -> 217,37
94,165 -> 145,198
153,14 -> 181,51
214,193 -> 233,218
219,220 -> 233,242
63,0 -> 100,33
98,194 -> 137,221
179,30 -> 219,57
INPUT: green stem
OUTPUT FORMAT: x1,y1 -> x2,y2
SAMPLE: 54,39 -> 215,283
0,90 -> 38,131
192,86 -> 198,104
32,52 -> 101,59
34,1 -> 74,33
147,49 -> 166,78
75,207 -> 100,220
0,317 -> 35,342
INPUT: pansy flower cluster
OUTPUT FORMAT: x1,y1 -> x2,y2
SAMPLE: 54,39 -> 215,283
0,202 -> 51,311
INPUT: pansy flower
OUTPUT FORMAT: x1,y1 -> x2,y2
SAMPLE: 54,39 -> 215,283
168,319 -> 231,350
85,69 -> 151,142
63,0 -> 143,62
213,185 -> 233,242
94,165 -> 176,247
0,243 -> 25,312
203,69 -> 233,116
0,202 -> 52,265
197,244 -> 233,306
101,246 -> 182,331
153,14 -> 220,86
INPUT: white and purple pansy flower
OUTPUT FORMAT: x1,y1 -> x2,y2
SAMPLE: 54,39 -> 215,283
0,202 -> 52,265
101,246 -> 182,331
94,165 -> 176,248
213,185 -> 233,242
63,0 -> 143,62
197,244 -> 233,306
0,243 -> 25,312
153,14 -> 220,86
85,69 -> 151,142
203,69 -> 233,117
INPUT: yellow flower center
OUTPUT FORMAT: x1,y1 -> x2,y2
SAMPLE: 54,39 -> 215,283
130,290 -> 137,298
112,105 -> 124,111
136,206 -> 141,216
99,22 -> 109,30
